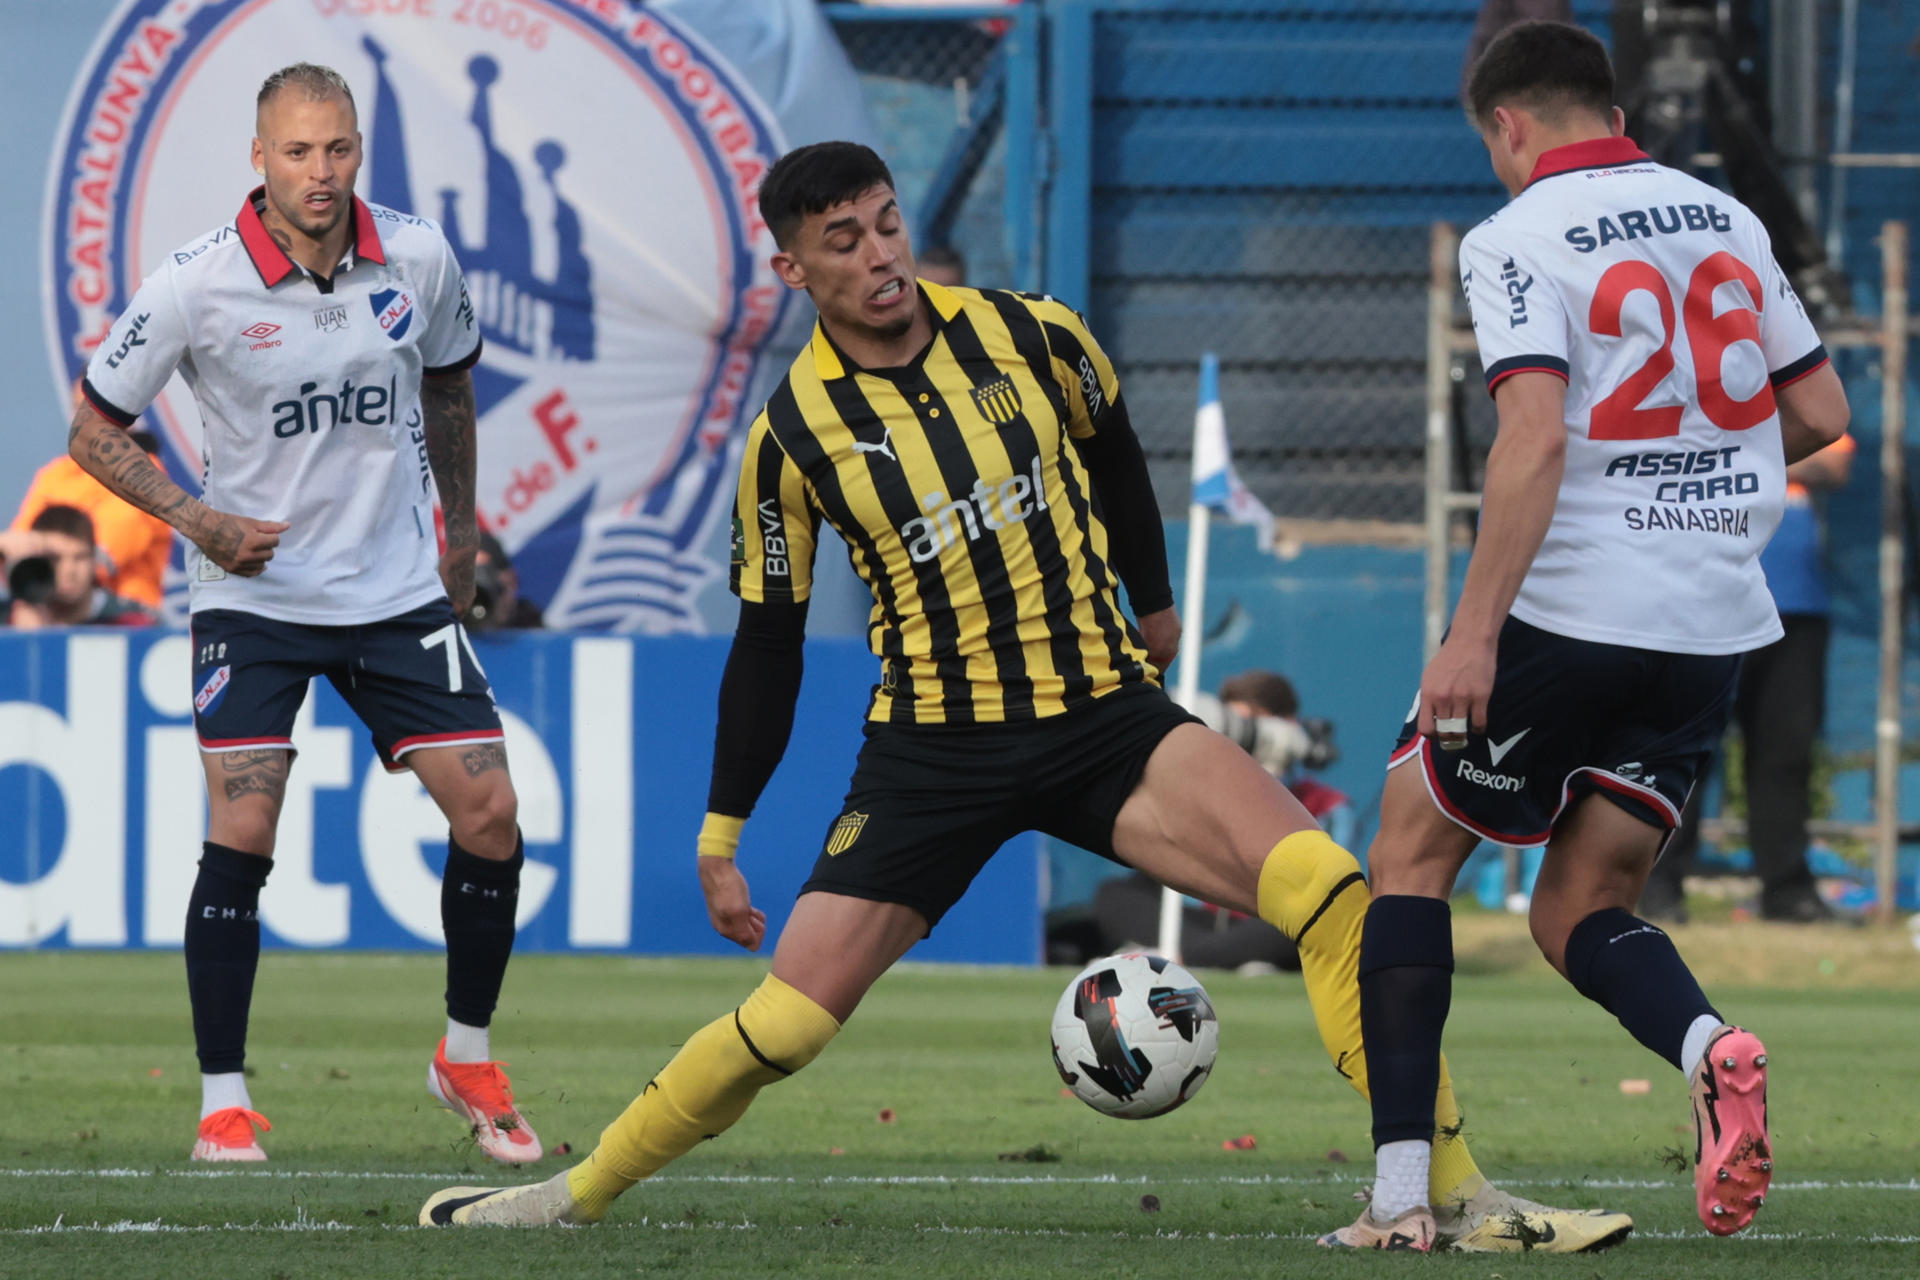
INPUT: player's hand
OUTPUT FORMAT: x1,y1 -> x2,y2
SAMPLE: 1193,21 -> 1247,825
196,512 -> 289,578
438,543 -> 477,617
698,855 -> 768,951
1418,632 -> 1498,743
1135,606 -> 1181,675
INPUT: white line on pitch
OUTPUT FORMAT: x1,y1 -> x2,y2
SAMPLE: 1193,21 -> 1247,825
4,1218 -> 1918,1245
3,1168 -> 1917,1193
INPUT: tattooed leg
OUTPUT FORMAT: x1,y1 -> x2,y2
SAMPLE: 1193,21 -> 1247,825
201,748 -> 292,856
406,740 -> 520,860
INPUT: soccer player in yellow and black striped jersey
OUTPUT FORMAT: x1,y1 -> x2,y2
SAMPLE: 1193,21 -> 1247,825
733,275 -> 1151,726
422,143 -> 1630,1253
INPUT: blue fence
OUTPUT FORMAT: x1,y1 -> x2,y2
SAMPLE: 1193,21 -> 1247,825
0,630 -> 1042,962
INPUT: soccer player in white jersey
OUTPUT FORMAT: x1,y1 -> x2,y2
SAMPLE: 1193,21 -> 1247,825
68,64 -> 542,1166
1321,22 -> 1850,1251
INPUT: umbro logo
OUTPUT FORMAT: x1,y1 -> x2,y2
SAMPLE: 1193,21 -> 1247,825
242,320 -> 283,352
851,425 -> 896,463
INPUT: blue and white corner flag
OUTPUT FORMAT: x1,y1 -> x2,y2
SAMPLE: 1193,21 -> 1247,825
1190,352 -> 1275,548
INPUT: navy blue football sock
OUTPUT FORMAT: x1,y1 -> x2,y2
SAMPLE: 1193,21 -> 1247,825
1563,907 -> 1719,1071
442,832 -> 523,1028
184,842 -> 272,1075
1359,894 -> 1454,1148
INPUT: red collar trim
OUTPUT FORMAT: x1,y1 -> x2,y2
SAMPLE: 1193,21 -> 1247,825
352,196 -> 387,265
236,187 -> 295,287
235,186 -> 386,288
1526,136 -> 1650,188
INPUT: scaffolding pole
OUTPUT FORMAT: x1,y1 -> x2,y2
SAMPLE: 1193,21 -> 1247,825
1872,221 -> 1908,924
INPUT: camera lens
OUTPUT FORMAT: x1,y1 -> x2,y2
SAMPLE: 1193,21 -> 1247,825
7,555 -> 56,606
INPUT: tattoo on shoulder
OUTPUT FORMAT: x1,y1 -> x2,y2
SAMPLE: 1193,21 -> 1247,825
461,742 -> 508,776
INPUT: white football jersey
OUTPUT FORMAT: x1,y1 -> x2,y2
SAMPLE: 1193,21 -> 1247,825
84,191 -> 481,625
1462,136 -> 1827,655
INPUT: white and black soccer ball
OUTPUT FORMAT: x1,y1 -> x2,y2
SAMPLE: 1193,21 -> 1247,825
1050,953 -> 1218,1119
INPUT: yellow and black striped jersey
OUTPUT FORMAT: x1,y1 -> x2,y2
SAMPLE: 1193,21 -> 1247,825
729,281 -> 1153,725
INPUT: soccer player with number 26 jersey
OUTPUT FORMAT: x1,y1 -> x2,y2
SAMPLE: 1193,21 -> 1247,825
1327,22 -> 1851,1251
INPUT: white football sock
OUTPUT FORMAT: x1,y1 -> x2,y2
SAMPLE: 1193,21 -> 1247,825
444,1018 -> 492,1064
1679,1014 -> 1724,1080
200,1072 -> 252,1120
1370,1139 -> 1432,1219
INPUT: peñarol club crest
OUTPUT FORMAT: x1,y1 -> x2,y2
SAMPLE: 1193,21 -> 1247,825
46,0 -> 791,632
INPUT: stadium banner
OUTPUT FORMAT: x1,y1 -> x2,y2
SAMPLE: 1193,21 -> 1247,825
45,0 -> 870,634
0,629 -> 1042,963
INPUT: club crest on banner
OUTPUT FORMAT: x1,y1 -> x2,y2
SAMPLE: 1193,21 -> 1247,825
45,0 -> 792,632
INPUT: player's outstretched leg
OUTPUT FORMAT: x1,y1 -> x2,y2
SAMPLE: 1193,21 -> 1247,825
422,972 -> 839,1226
422,892 -> 918,1227
1533,796 -> 1768,1236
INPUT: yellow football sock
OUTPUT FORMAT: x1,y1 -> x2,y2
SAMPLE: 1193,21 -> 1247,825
566,974 -> 840,1220
1256,830 -> 1485,1205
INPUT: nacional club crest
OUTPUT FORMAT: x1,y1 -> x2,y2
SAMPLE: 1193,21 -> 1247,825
370,288 -> 414,342
46,0 -> 794,632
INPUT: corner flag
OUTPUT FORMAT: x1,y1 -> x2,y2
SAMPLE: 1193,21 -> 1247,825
1190,352 -> 1274,549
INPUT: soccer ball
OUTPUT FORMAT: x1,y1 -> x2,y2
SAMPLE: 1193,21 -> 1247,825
1050,953 -> 1218,1119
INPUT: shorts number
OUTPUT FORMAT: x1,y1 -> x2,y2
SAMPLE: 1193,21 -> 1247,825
421,624 -> 464,693
1587,251 -> 1773,441
420,623 -> 487,694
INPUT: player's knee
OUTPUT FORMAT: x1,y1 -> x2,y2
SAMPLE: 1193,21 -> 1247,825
209,808 -> 280,857
451,779 -> 519,857
1527,898 -> 1574,978
734,974 -> 843,1077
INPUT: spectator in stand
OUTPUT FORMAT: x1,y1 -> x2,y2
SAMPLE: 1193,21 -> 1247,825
13,409 -> 175,608
1642,435 -> 1856,923
916,242 -> 965,288
1,504 -> 158,628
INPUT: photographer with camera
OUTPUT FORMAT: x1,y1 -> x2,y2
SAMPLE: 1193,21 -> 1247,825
1079,670 -> 1348,974
462,531 -> 544,632
1,504 -> 158,629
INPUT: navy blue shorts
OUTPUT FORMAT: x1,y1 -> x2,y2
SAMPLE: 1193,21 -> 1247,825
190,601 -> 503,771
1387,617 -> 1740,845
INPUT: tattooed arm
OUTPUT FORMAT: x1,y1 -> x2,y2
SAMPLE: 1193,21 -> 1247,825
422,368 -> 479,615
67,399 -> 287,577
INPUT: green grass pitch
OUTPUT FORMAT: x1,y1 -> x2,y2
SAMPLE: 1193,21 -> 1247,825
2,939 -> 1916,1278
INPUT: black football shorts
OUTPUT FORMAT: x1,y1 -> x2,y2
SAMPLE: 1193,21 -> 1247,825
800,683 -> 1202,929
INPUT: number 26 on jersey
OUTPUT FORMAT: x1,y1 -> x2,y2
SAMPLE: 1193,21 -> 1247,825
1587,251 -> 1774,442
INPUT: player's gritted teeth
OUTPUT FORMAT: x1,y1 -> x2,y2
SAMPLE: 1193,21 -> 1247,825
868,277 -> 909,313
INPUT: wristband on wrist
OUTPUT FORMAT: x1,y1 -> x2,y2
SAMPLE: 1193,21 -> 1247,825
697,812 -> 745,859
